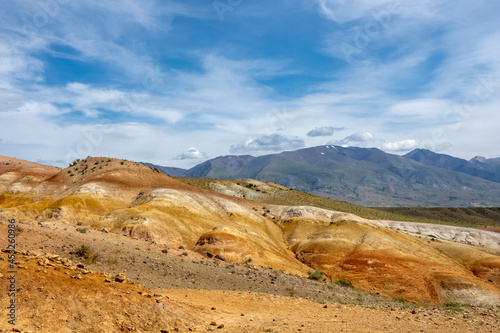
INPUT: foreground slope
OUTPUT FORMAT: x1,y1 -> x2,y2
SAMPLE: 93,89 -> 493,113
2,247 -> 497,332
0,155 -> 499,306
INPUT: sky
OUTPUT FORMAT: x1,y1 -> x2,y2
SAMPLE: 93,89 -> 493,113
1,0 -> 499,169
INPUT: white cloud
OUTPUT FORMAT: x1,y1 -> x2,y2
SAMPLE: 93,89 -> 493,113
339,131 -> 375,143
381,139 -> 418,152
307,126 -> 345,137
174,147 -> 206,160
230,134 -> 304,154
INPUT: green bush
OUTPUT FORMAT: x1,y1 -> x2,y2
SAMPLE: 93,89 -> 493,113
77,228 -> 87,233
442,302 -> 469,311
308,270 -> 326,281
336,280 -> 353,288
393,297 -> 406,304
75,245 -> 99,264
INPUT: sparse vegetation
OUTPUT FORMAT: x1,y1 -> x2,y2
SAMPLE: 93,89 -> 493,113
75,244 -> 99,264
107,257 -> 118,264
243,257 -> 253,265
392,297 -> 406,304
442,302 -> 468,311
76,222 -> 83,226
336,280 -> 353,288
76,228 -> 87,234
69,159 -> 80,167
308,270 -> 326,281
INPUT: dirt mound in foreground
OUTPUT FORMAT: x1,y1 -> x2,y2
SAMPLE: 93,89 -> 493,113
1,250 -> 498,332
0,250 -> 200,332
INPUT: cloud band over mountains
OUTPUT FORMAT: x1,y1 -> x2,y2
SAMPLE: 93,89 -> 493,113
230,134 -> 305,154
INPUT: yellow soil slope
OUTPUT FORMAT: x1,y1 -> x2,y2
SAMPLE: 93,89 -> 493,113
1,156 -> 499,305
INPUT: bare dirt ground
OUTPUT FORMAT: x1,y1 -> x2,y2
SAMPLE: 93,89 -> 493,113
164,289 -> 498,333
1,221 -> 499,332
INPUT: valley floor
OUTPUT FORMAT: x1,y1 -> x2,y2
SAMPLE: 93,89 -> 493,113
1,221 -> 498,332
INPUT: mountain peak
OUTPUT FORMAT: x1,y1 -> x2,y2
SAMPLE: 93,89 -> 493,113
470,156 -> 487,163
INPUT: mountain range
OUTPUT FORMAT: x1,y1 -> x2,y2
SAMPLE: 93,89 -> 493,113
147,146 -> 500,207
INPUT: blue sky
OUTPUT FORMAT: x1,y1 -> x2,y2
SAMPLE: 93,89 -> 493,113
1,0 -> 499,168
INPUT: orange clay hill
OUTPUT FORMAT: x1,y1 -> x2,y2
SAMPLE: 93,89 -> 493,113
1,156 -> 499,311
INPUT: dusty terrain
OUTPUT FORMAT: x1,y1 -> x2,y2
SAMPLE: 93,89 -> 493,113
1,221 -> 498,332
0,155 -> 499,331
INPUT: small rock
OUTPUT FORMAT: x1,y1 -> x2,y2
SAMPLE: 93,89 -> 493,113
71,274 -> 82,279
217,324 -> 224,329
105,278 -> 111,283
240,313 -> 245,316
115,273 -> 126,283
0,273 -> 3,278
48,254 -> 60,261
323,305 -> 328,308
210,321 -> 217,326
214,254 -> 225,261
211,306 -> 216,310
201,250 -> 214,258
102,228 -> 109,233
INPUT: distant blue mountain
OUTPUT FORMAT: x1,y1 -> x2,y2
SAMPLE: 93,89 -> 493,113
147,146 -> 500,207
405,149 -> 500,183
